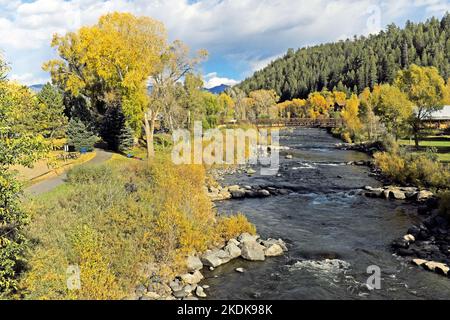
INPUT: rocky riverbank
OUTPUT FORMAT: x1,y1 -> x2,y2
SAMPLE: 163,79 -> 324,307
390,192 -> 450,278
132,233 -> 288,300
364,185 -> 434,201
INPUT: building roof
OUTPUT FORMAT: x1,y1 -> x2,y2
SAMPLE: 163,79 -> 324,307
429,106 -> 450,120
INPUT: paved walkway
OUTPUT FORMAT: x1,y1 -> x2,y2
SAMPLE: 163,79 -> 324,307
24,149 -> 113,197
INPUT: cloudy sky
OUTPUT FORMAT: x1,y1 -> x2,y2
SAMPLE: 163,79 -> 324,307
0,0 -> 449,88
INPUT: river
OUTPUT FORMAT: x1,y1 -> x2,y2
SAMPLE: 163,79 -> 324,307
203,128 -> 450,300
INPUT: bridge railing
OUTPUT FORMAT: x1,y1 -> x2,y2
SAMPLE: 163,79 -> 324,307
252,118 -> 343,128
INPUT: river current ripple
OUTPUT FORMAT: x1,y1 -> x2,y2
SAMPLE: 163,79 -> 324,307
204,128 -> 450,300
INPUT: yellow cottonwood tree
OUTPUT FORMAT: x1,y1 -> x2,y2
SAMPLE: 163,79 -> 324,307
341,94 -> 362,142
44,12 -> 167,154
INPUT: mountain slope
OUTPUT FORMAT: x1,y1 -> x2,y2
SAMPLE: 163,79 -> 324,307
206,84 -> 230,94
238,14 -> 450,101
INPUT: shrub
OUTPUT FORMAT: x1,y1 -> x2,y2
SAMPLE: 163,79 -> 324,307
374,149 -> 450,189
215,214 -> 257,241
373,151 -> 406,183
66,165 -> 113,185
0,170 -> 28,296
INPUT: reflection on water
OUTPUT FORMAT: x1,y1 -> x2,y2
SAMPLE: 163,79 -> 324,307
204,128 -> 450,300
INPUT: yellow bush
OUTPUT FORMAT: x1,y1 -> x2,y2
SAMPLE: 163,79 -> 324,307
215,213 -> 256,241
69,226 -> 124,300
373,151 -> 406,183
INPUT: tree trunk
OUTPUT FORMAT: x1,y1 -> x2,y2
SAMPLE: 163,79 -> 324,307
414,131 -> 420,150
413,121 -> 420,150
144,111 -> 155,161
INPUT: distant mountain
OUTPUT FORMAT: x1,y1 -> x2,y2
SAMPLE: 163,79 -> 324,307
29,84 -> 45,92
206,84 -> 230,94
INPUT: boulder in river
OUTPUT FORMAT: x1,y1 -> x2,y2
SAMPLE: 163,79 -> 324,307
388,188 -> 406,200
240,240 -> 266,261
230,190 -> 246,199
238,232 -> 259,243
417,190 -> 434,201
264,244 -> 284,257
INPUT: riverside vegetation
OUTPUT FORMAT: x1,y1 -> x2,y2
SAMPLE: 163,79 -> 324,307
20,154 -> 256,300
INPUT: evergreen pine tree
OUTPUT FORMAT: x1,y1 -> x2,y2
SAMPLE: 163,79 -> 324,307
67,119 -> 98,152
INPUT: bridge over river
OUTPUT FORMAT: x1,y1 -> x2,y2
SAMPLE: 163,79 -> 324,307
250,118 -> 344,128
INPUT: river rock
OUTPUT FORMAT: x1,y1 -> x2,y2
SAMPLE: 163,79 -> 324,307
247,168 -> 256,175
180,270 -> 204,285
424,261 -> 449,275
365,189 -> 383,198
241,240 -> 266,261
417,190 -> 433,201
238,232 -> 259,243
403,234 -> 415,242
407,225 -> 421,238
264,244 -> 284,257
201,250 -> 224,268
224,242 -> 241,259
389,189 -> 406,200
169,279 -> 183,292
173,289 -> 188,299
231,190 -> 246,199
186,256 -> 203,272
228,185 -> 241,191
195,286 -> 207,298
285,155 -> 293,159
257,189 -> 271,197
412,258 -> 428,266
261,238 -> 288,252
235,267 -> 245,273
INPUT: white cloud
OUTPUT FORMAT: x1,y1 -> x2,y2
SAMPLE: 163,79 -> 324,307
10,72 -> 49,85
203,72 -> 238,88
0,0 -> 448,85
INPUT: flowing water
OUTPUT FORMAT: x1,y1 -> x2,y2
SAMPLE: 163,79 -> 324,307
204,128 -> 450,300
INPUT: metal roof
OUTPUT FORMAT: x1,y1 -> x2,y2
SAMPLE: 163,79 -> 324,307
429,106 -> 450,120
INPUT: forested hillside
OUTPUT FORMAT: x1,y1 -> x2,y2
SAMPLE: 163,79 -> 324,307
238,14 -> 450,101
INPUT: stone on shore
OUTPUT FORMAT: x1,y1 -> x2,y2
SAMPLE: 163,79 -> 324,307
201,250 -> 224,268
403,234 -> 415,242
235,267 -> 245,273
417,190 -> 434,201
240,240 -> 266,261
389,188 -> 406,200
186,256 -> 203,272
224,242 -> 242,259
238,232 -> 259,243
180,270 -> 204,285
230,190 -> 246,199
195,286 -> 207,298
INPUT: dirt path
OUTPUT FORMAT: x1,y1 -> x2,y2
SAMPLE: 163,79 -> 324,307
24,149 -> 113,197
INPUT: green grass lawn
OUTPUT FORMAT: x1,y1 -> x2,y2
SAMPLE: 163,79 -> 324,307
399,135 -> 450,162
